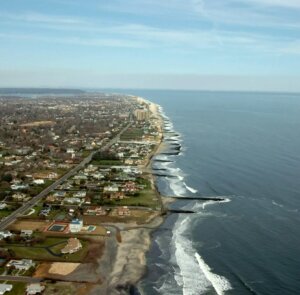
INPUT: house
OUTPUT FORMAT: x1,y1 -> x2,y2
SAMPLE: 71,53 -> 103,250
92,172 -> 104,180
32,179 -> 45,185
84,206 -> 106,216
103,184 -> 119,193
73,191 -> 86,198
45,195 -> 58,203
53,191 -> 66,198
11,184 -> 28,190
64,197 -> 82,205
66,148 -> 75,154
40,207 -> 51,216
108,192 -> 125,200
0,231 -> 13,239
33,172 -> 58,180
6,259 -> 35,270
117,206 -> 131,216
69,219 -> 83,233
21,230 -> 33,238
0,203 -> 7,210
0,284 -> 12,295
61,238 -> 82,254
26,283 -> 45,295
12,193 -> 28,202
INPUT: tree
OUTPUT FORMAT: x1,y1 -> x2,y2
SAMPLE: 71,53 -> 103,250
1,173 -> 12,183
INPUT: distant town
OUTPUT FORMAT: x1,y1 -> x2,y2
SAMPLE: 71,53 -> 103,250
0,92 -> 164,295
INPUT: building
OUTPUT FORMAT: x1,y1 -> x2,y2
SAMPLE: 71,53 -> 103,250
26,283 -> 45,295
69,219 -> 83,233
134,109 -> 150,121
0,231 -> 13,239
0,284 -> 13,295
21,230 -> 33,238
61,238 -> 82,254
6,259 -> 35,270
32,179 -> 45,185
84,206 -> 106,216
117,206 -> 131,216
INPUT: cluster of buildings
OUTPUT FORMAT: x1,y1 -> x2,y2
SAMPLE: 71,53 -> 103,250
0,93 -> 162,292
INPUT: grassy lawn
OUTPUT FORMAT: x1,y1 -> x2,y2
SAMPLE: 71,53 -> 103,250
120,128 -> 144,140
117,189 -> 159,208
5,238 -> 89,262
91,159 -> 123,166
24,202 -> 43,218
44,282 -> 76,295
0,208 -> 16,219
0,282 -> 26,295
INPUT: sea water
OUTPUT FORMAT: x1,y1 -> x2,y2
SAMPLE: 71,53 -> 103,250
123,90 -> 300,295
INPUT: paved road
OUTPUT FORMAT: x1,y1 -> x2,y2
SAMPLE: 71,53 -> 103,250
0,275 -> 42,283
0,123 -> 132,231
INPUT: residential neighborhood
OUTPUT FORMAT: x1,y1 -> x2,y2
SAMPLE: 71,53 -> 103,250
0,93 -> 163,294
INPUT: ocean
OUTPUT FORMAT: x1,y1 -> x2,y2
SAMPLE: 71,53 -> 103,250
118,90 -> 300,295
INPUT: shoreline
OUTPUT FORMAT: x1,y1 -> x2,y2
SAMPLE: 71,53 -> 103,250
89,97 -> 170,295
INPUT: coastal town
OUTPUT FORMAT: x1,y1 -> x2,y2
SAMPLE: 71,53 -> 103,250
0,93 -> 164,295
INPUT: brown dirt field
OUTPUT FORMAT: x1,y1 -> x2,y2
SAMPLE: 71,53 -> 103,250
8,220 -> 50,231
79,225 -> 107,236
34,262 -> 80,277
34,262 -> 51,278
44,282 -> 97,295
76,283 -> 98,295
49,262 -> 80,275
82,240 -> 105,263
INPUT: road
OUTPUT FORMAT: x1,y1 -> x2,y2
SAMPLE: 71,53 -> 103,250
0,275 -> 42,283
0,122 -> 132,231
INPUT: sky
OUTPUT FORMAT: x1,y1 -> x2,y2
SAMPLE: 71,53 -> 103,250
0,0 -> 300,91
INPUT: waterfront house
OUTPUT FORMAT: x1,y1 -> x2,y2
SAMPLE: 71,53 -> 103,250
61,238 -> 82,254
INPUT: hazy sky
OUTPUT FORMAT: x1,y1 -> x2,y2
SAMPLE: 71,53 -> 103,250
1,0 -> 300,91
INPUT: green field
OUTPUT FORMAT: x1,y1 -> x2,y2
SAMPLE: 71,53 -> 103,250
120,128 -> 144,140
117,189 -> 159,208
5,238 -> 89,262
91,159 -> 123,166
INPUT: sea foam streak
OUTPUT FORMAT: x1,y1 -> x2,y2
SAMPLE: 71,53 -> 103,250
184,182 -> 198,194
195,253 -> 232,295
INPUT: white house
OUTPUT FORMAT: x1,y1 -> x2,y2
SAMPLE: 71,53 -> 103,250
0,284 -> 13,295
69,219 -> 83,233
6,259 -> 35,270
32,179 -> 45,185
26,283 -> 45,295
0,231 -> 13,239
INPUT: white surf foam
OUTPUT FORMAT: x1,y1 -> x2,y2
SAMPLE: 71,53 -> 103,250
169,179 -> 187,196
172,217 -> 212,295
195,253 -> 232,295
184,183 -> 198,194
202,198 -> 231,210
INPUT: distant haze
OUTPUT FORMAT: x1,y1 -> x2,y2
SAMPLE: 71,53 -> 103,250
1,0 -> 300,92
